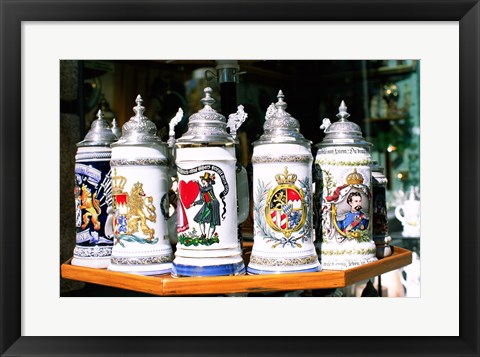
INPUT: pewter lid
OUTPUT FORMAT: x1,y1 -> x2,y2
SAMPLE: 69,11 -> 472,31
316,101 -> 373,148
176,87 -> 235,146
111,95 -> 166,148
253,90 -> 311,148
111,118 -> 122,138
77,109 -> 118,147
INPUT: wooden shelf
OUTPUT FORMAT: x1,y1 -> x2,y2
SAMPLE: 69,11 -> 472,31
61,246 -> 412,296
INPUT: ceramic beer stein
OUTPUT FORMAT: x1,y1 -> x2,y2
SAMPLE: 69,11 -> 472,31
108,95 -> 174,275
72,109 -> 118,268
372,161 -> 392,258
170,87 -> 249,277
315,101 -> 377,270
395,186 -> 421,237
247,91 -> 321,274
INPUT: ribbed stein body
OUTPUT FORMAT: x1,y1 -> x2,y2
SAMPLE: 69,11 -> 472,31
248,91 -> 321,274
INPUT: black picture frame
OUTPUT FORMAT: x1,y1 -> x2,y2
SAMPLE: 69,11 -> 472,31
1,1 -> 478,356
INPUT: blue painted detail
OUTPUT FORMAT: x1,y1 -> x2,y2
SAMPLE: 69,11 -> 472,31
246,265 -> 321,275
172,261 -> 246,277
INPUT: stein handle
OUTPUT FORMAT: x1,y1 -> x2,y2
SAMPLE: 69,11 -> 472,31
236,166 -> 250,224
227,105 -> 248,140
395,205 -> 406,223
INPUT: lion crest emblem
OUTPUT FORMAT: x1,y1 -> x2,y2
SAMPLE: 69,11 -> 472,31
113,180 -> 157,242
79,184 -> 101,231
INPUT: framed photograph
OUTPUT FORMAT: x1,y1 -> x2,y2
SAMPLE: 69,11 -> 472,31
1,0 -> 478,356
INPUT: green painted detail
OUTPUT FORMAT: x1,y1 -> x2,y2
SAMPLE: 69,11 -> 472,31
178,228 -> 220,247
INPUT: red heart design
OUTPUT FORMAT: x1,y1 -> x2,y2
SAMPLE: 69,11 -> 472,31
178,180 -> 200,209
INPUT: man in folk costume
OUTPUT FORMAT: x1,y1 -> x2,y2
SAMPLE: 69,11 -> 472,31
192,172 -> 221,239
336,191 -> 369,233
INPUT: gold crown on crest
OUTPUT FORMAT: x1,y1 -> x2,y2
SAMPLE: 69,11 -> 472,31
111,168 -> 127,194
275,166 -> 297,185
346,168 -> 364,185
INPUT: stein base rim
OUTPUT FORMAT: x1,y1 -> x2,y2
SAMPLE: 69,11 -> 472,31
246,265 -> 321,275
171,261 -> 245,278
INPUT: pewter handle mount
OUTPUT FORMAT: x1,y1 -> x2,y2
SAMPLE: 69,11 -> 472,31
320,117 -> 331,133
227,105 -> 248,140
167,108 -> 184,148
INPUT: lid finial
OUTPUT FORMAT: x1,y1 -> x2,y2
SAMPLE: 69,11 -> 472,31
275,90 -> 287,111
336,100 -> 351,121
96,109 -> 104,121
201,87 -> 216,107
133,94 -> 145,119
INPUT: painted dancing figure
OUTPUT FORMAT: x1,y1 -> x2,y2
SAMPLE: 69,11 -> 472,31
192,172 -> 221,239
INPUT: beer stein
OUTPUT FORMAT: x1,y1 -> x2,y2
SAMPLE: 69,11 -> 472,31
395,186 -> 421,237
108,95 -> 174,275
72,109 -> 118,268
170,87 -> 249,277
372,161 -> 392,258
247,91 -> 321,274
315,101 -> 377,270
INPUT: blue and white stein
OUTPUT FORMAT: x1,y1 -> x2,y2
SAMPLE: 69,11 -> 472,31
108,95 -> 174,275
169,87 -> 249,277
72,109 -> 118,268
248,91 -> 321,274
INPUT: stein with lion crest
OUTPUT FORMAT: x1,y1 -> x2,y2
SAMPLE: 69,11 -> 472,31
108,95 -> 174,275
315,101 -> 378,270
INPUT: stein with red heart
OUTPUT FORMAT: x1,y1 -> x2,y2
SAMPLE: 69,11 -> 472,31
169,87 -> 249,277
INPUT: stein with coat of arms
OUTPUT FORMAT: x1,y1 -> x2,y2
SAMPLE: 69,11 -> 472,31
72,109 -> 118,268
108,95 -> 174,275
315,101 -> 377,270
247,91 -> 321,274
169,87 -> 249,277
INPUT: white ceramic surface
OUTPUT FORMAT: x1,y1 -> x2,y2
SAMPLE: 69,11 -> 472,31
172,146 -> 245,275
316,146 -> 377,270
248,143 -> 321,274
108,145 -> 173,275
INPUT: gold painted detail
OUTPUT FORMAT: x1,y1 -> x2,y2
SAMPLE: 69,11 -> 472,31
345,168 -> 364,185
255,167 -> 312,249
112,169 -> 157,242
315,159 -> 371,167
110,158 -> 169,167
321,247 -> 377,256
127,182 -> 157,240
265,167 -> 306,239
252,154 -> 312,164
79,184 -> 102,230
110,254 -> 173,266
